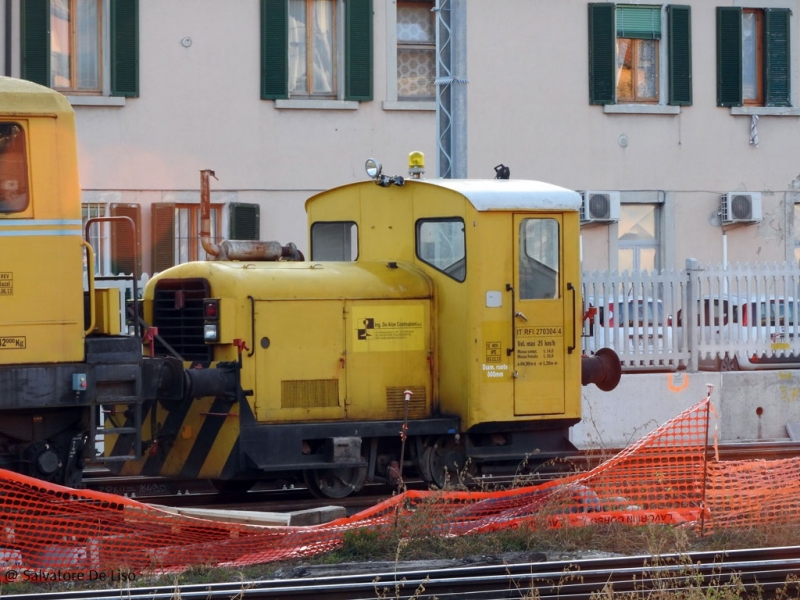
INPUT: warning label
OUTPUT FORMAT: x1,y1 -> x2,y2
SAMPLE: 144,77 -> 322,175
0,272 -> 12,296
353,306 -> 425,352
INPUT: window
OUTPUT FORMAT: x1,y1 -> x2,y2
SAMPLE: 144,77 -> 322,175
618,204 -> 659,272
261,0 -> 373,101
81,202 -> 109,274
0,123 -> 29,214
416,218 -> 465,282
311,222 -> 358,260
397,1 -> 435,101
717,7 -> 790,107
50,0 -> 100,91
519,219 -> 559,300
589,4 -> 691,106
110,203 -> 141,276
151,203 -> 223,273
21,0 -> 139,97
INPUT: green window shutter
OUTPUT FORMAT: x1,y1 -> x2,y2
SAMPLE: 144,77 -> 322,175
110,203 -> 142,276
151,203 -> 175,273
345,0 -> 373,101
616,6 -> 661,40
716,7 -> 742,107
230,203 -> 260,240
21,0 -> 50,87
667,5 -> 692,106
588,3 -> 615,105
765,8 -> 790,107
110,0 -> 139,97
261,0 -> 288,99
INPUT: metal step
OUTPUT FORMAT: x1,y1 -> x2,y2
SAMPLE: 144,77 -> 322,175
96,427 -> 139,435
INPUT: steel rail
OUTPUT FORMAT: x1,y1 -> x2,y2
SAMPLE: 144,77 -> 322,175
8,545 -> 800,600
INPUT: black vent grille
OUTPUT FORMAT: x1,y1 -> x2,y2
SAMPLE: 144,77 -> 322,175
152,278 -> 211,361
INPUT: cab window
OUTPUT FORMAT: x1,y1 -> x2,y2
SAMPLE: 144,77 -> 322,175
519,218 -> 559,300
310,221 -> 358,260
0,123 -> 29,213
416,218 -> 466,282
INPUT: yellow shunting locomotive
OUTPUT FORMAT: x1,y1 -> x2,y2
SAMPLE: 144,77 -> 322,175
0,77 -> 619,497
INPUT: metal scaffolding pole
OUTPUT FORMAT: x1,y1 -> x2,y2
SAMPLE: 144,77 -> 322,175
435,0 -> 467,179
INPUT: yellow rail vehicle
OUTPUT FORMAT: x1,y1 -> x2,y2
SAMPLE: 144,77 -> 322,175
0,77 -> 619,496
108,166 -> 620,497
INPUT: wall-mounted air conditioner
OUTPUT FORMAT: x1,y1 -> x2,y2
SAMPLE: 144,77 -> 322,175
580,191 -> 621,224
720,192 -> 762,225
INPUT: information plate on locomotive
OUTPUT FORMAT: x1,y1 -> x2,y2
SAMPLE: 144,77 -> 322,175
352,306 -> 425,352
0,336 -> 26,349
0,272 -> 12,296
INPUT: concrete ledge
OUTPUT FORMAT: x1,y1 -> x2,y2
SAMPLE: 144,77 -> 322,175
577,370 -> 800,448
150,505 -> 346,527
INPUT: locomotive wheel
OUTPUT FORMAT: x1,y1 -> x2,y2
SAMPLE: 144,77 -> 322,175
421,436 -> 468,489
303,465 -> 366,499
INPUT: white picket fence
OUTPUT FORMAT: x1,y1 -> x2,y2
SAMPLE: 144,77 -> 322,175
582,260 -> 800,372
96,261 -> 800,373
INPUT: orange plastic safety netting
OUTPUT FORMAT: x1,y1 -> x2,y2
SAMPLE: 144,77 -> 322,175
0,392 -> 796,576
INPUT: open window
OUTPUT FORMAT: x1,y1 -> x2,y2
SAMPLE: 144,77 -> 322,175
311,221 -> 358,260
416,218 -> 466,282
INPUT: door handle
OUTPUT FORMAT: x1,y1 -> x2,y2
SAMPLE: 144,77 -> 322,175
515,311 -> 528,322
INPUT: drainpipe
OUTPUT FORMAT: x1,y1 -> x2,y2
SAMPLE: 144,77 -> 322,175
4,0 -> 11,77
199,169 -> 304,262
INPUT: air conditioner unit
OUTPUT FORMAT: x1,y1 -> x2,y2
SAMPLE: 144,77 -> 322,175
580,191 -> 621,224
720,192 -> 762,224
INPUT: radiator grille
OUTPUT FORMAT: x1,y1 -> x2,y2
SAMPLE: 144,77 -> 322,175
281,379 -> 340,408
152,278 -> 211,361
386,386 -> 427,418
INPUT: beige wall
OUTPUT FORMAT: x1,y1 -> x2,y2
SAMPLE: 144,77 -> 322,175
12,0 -> 800,270
466,0 -> 800,270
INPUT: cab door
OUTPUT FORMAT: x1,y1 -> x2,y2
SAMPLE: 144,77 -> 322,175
512,215 -> 567,415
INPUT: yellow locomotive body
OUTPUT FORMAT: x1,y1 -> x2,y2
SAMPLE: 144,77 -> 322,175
112,170 -> 619,497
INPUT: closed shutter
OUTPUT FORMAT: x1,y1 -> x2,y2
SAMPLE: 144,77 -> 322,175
230,203 -> 260,240
345,0 -> 373,101
261,0 -> 288,99
668,5 -> 692,106
616,6 -> 661,40
765,8 -> 790,107
151,203 -> 175,273
111,0 -> 139,97
588,3 -> 615,105
110,203 -> 142,276
21,0 -> 50,87
716,7 -> 742,107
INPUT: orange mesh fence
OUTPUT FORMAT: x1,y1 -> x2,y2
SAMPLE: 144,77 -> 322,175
0,392 -> 797,577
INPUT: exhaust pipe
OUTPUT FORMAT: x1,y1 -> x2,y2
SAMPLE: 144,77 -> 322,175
199,169 -> 304,261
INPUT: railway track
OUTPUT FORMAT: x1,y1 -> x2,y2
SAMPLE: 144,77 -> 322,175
9,546 -> 800,599
81,441 -> 800,511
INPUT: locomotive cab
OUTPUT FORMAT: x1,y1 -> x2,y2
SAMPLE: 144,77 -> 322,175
305,169 -> 599,468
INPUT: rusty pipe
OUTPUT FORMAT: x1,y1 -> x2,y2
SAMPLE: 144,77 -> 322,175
200,169 -> 221,258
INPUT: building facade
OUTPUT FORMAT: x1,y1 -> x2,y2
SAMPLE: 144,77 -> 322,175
2,0 -> 800,275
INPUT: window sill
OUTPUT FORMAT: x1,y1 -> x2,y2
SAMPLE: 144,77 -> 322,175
274,99 -> 359,110
730,106 -> 800,117
65,95 -> 126,107
603,104 -> 681,115
382,100 -> 436,111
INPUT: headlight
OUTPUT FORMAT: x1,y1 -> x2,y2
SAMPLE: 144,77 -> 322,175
204,323 -> 219,342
